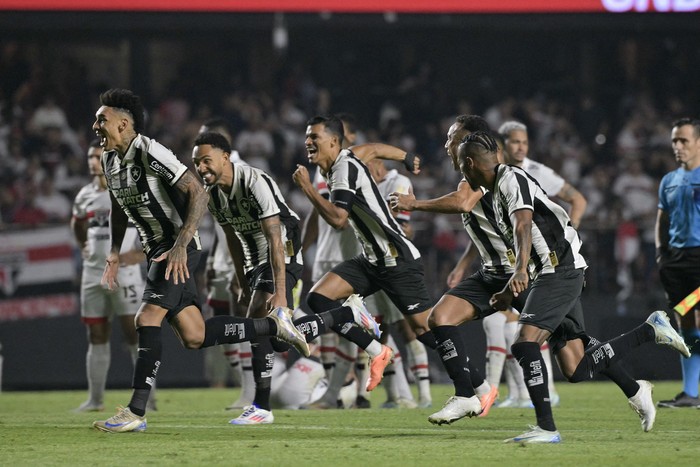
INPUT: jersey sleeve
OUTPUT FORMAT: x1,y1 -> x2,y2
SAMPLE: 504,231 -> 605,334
72,186 -> 89,219
147,140 -> 189,186
389,174 -> 412,223
251,171 -> 281,219
658,174 -> 669,211
502,169 -> 535,217
329,157 -> 356,212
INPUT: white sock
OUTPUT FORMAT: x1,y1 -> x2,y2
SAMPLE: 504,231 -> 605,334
224,343 -> 242,386
86,343 -> 110,405
356,350 -> 371,398
383,335 -> 413,402
320,332 -> 338,379
323,338 -> 357,402
474,380 -> 491,397
238,341 -> 255,403
405,338 -> 430,403
503,321 -> 520,400
541,343 -> 557,396
482,312 -> 507,388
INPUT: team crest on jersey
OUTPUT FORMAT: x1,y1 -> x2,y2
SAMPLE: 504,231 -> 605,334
239,197 -> 260,216
130,166 -> 142,182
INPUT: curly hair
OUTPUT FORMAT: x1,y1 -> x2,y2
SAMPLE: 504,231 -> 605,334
99,88 -> 146,133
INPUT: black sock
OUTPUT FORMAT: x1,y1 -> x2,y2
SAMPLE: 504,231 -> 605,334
512,341 -> 555,432
416,330 -> 437,350
571,324 -> 655,383
251,337 -> 274,411
583,336 -> 640,398
201,316 -> 257,347
432,325 -> 475,397
294,310 -> 347,342
332,322 -> 375,349
129,326 -> 162,416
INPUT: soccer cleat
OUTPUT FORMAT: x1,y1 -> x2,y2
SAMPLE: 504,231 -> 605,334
504,425 -> 561,444
628,380 -> 656,431
229,405 -> 274,425
366,345 -> 394,391
344,294 -> 381,339
657,391 -> 700,408
428,395 -> 482,425
646,310 -> 691,358
477,385 -> 499,418
354,395 -> 371,409
300,398 -> 339,410
270,306 -> 310,357
73,401 -> 104,412
93,406 -> 146,433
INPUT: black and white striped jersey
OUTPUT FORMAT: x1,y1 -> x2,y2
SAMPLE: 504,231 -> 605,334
461,186 -> 516,275
207,163 -> 302,274
326,149 -> 421,267
492,164 -> 587,277
101,134 -> 200,254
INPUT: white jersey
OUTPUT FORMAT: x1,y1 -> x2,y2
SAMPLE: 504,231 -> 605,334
521,157 -> 565,197
101,134 -> 199,255
376,168 -> 412,224
72,181 -> 142,286
312,168 -> 361,275
492,164 -> 587,278
327,150 -> 421,267
207,163 -> 302,274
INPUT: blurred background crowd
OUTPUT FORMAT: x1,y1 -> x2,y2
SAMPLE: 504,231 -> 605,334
0,11 -> 698,317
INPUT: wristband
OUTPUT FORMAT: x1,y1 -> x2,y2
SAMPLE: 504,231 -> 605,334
403,152 -> 417,172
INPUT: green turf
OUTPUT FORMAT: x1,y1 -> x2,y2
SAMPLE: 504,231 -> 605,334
0,382 -> 698,466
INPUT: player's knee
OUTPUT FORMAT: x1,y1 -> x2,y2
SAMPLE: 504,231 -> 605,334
183,336 -> 205,350
306,292 -> 338,313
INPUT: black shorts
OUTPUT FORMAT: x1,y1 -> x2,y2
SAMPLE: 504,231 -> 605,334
519,268 -> 585,336
331,255 -> 433,315
245,261 -> 303,308
143,242 -> 202,321
445,269 -> 530,319
548,301 -> 588,353
658,246 -> 700,307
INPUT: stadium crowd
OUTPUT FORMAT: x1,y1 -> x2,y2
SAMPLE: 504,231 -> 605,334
0,39 -> 694,310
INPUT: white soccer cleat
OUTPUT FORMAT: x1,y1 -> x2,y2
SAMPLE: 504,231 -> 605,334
344,294 -> 381,338
93,406 -> 146,433
229,405 -> 274,425
504,425 -> 561,444
628,380 -> 656,432
646,310 -> 690,358
270,306 -> 310,357
428,395 -> 482,425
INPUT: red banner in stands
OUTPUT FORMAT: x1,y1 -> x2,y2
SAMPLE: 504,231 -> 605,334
1,0 -> 699,13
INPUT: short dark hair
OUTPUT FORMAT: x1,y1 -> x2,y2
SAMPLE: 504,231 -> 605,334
456,115 -> 490,133
307,115 -> 345,145
672,118 -> 700,138
99,88 -> 146,133
88,138 -> 102,149
194,131 -> 231,154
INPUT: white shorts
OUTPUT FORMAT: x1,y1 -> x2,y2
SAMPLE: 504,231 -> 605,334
364,290 -> 404,324
80,266 -> 143,321
312,260 -> 343,283
207,268 -> 234,304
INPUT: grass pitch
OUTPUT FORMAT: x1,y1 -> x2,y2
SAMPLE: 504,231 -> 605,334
1,382 -> 698,466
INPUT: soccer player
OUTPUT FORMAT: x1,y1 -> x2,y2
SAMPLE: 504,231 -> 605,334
656,117 -> 700,408
192,131 -> 378,424
293,114 -> 444,394
197,118 -> 252,408
459,131 -> 690,443
71,139 -> 145,412
91,88 -> 308,433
